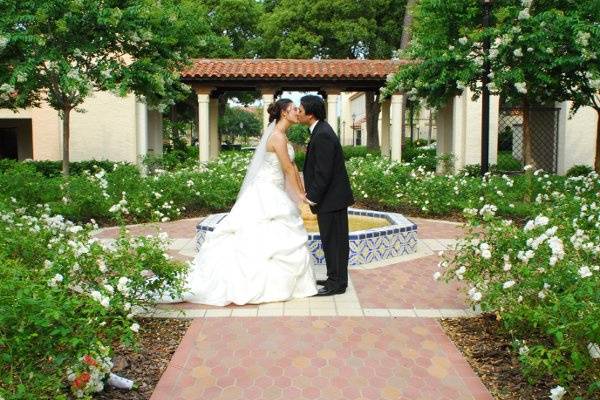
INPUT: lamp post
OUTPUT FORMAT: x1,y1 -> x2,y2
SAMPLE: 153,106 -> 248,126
481,0 -> 493,176
351,113 -> 356,146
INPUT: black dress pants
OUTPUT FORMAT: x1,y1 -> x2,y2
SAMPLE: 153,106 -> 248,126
316,208 -> 349,290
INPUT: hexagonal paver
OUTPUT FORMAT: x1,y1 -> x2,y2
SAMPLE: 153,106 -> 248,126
351,255 -> 468,309
150,317 -> 493,400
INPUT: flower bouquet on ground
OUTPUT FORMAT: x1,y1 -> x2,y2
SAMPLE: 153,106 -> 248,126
67,343 -> 134,399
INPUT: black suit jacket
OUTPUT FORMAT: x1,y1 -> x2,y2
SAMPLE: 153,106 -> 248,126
303,120 -> 354,214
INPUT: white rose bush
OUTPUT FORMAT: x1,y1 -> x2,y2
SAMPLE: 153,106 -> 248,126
0,202 -> 187,399
439,171 -> 600,396
0,152 -> 251,226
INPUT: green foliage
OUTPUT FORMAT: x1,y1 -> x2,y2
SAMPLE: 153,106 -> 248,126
401,141 -> 437,171
287,125 -> 310,146
385,0 -> 600,113
0,207 -> 186,399
566,164 -> 594,177
163,119 -> 194,153
219,106 -> 262,145
494,151 -> 523,172
144,146 -> 200,172
0,0 -> 215,110
197,0 -> 264,58
0,159 -> 123,178
0,0 -> 218,174
294,151 -> 306,170
441,170 -> 600,394
341,146 -> 380,160
259,0 -> 407,59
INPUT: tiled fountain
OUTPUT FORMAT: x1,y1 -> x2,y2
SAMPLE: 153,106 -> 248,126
196,208 -> 417,268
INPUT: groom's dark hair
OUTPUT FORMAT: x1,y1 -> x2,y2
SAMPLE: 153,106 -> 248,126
300,95 -> 326,121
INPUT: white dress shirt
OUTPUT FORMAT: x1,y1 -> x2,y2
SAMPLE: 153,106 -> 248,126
309,120 -> 319,134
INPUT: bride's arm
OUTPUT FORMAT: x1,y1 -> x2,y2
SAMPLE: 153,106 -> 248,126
294,165 -> 305,193
269,134 -> 306,202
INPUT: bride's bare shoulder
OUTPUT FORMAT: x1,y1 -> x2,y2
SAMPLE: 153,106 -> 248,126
268,131 -> 287,149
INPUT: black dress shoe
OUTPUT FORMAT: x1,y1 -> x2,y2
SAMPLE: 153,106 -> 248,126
316,279 -> 328,286
315,286 -> 346,296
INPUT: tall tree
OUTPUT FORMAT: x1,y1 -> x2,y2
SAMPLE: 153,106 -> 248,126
399,0 -> 417,142
384,0 -> 600,171
0,0 -> 216,175
219,106 -> 261,145
193,0 -> 264,143
199,0 -> 264,59
260,0 -> 407,150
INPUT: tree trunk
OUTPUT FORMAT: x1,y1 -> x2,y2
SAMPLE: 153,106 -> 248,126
62,108 -> 71,176
365,91 -> 380,150
522,98 -> 534,168
400,0 -> 417,50
595,108 -> 600,172
170,104 -> 178,136
399,0 -> 417,145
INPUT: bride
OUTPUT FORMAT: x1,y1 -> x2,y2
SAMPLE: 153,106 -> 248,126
162,98 -> 318,306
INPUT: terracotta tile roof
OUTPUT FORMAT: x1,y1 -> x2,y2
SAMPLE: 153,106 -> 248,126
181,59 -> 408,80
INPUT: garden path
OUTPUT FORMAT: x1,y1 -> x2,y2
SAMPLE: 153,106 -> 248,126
95,216 -> 493,400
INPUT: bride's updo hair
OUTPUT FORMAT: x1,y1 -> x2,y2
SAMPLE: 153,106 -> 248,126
267,98 -> 293,123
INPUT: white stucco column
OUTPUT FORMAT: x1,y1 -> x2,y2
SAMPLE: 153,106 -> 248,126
452,88 -> 500,171
209,97 -> 219,160
435,100 -> 453,174
380,98 -> 391,158
326,90 -> 340,136
340,92 -> 352,146
390,94 -> 404,161
135,100 -> 148,167
262,90 -> 275,133
451,91 -> 467,171
196,89 -> 210,164
557,101 -> 597,174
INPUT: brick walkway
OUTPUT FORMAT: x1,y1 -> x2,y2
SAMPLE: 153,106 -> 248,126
94,214 -> 493,400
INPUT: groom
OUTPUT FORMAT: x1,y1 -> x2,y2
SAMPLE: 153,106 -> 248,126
298,95 -> 355,296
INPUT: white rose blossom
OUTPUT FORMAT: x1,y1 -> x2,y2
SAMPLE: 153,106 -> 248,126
578,266 -> 592,278
514,82 -> 527,94
549,386 -> 566,400
518,9 -> 530,20
503,280 -> 516,289
588,343 -> 600,359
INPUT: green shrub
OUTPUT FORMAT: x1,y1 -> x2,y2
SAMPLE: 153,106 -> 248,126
441,170 -> 600,395
493,151 -> 523,172
0,159 -> 123,178
341,145 -> 379,160
288,125 -> 310,146
402,141 -> 437,171
565,164 -> 594,177
294,151 -> 306,169
0,208 -> 186,399
460,164 -> 483,176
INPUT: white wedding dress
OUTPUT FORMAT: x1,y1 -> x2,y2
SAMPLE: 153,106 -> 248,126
164,142 -> 317,306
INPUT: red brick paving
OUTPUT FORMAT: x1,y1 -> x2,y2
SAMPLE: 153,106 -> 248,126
94,217 -> 203,239
96,216 -> 494,399
151,318 -> 492,400
408,217 -> 467,239
351,255 -> 467,309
